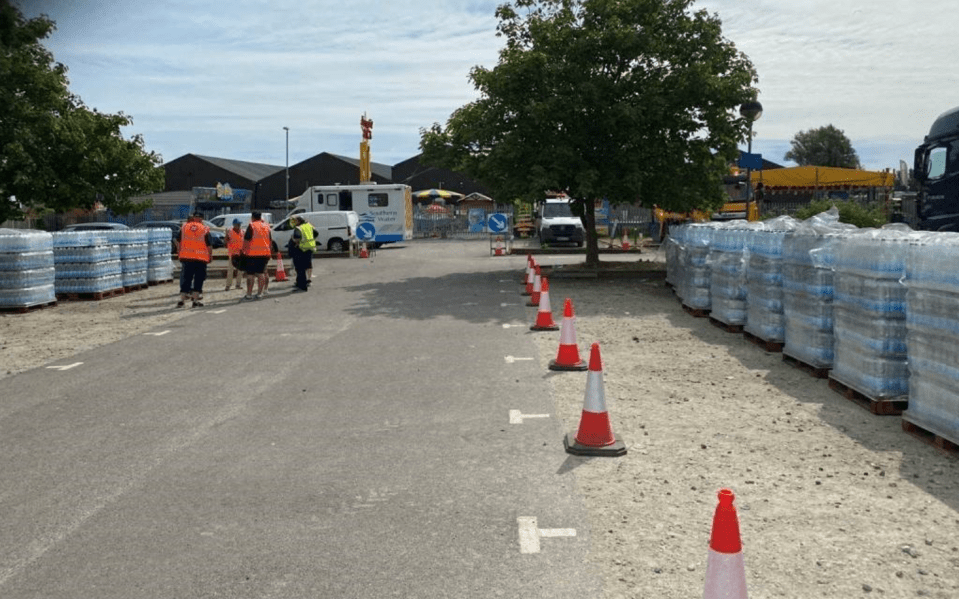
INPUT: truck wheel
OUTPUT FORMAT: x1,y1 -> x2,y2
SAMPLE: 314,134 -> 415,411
328,238 -> 345,252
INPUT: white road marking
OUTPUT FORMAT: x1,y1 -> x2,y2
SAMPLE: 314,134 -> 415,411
504,355 -> 534,364
210,309 -> 227,314
517,517 -> 576,554
143,330 -> 170,336
45,362 -> 82,371
500,302 -> 520,307
509,410 -> 550,424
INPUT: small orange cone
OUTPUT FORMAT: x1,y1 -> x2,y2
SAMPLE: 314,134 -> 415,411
522,256 -> 534,285
359,243 -> 369,259
274,251 -> 288,282
564,343 -> 626,456
703,489 -> 748,599
494,236 -> 504,256
530,276 -> 559,331
526,270 -> 542,306
549,298 -> 587,371
523,264 -> 538,296
622,228 -> 630,251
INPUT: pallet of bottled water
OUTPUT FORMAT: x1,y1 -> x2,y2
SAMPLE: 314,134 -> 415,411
744,219 -> 797,342
116,229 -> 150,289
0,231 -> 57,309
52,231 -> 124,297
830,229 -> 914,399
670,223 -> 716,311
709,225 -> 750,326
902,233 -> 959,445
146,228 -> 174,283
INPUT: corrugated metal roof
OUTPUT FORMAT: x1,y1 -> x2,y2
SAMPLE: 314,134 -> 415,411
192,154 -> 285,182
328,153 -> 393,181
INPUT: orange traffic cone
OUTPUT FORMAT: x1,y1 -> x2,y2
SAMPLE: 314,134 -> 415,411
530,276 -> 559,331
622,228 -> 630,251
522,257 -> 533,286
549,299 -> 588,371
526,271 -> 542,306
564,343 -> 627,456
274,251 -> 288,282
494,236 -> 504,256
703,489 -> 748,599
524,264 -> 539,297
359,243 -> 369,259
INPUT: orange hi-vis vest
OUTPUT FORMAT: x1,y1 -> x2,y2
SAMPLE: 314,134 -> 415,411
226,228 -> 244,256
179,222 -> 211,263
243,220 -> 272,257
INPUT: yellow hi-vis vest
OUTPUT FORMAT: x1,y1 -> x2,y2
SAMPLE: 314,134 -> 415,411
297,222 -> 316,252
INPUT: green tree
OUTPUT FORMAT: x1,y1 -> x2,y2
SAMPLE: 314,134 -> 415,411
0,0 -> 163,223
784,124 -> 862,169
419,0 -> 757,266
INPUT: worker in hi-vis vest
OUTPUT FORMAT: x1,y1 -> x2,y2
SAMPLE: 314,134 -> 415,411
241,211 -> 273,300
176,211 -> 213,308
289,215 -> 317,292
224,218 -> 244,291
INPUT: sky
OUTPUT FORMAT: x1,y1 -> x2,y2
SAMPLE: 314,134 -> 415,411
16,0 -> 959,174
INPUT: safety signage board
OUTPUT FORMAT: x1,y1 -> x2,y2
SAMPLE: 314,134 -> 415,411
356,222 -> 376,240
487,213 -> 508,233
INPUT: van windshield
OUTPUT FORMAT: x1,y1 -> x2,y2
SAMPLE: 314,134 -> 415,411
542,203 -> 574,218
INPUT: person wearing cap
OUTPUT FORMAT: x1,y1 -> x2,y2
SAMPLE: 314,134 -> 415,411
289,214 -> 318,292
176,211 -> 213,308
224,218 -> 244,291
241,210 -> 273,300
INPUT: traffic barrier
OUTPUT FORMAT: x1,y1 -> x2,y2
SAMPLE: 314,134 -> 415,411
274,251 -> 288,282
549,298 -> 588,371
526,270 -> 542,306
563,343 -> 627,456
530,276 -> 559,331
703,489 -> 748,599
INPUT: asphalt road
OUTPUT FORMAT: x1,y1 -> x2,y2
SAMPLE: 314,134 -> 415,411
0,240 -> 605,598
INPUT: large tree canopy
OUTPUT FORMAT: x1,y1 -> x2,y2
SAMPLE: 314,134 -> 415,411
784,124 -> 862,170
420,0 -> 757,265
0,0 -> 163,223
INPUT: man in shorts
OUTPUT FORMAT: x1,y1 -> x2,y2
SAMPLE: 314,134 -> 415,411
241,211 -> 273,300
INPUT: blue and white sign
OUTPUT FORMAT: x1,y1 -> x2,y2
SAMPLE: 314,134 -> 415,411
356,222 -> 376,241
487,213 -> 508,233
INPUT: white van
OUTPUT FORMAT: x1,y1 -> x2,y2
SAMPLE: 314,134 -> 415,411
209,212 -> 273,230
271,211 -> 358,254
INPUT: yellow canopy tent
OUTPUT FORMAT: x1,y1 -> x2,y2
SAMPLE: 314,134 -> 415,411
750,165 -> 894,190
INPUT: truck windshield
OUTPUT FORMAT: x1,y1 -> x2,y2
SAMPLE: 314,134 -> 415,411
926,139 -> 959,180
543,203 -> 574,218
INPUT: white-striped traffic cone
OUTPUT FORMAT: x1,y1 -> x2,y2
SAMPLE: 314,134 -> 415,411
494,236 -> 504,256
523,262 -> 537,296
522,256 -> 533,285
563,343 -> 626,456
530,276 -> 559,331
549,298 -> 587,371
622,228 -> 630,251
526,270 -> 542,306
703,489 -> 748,599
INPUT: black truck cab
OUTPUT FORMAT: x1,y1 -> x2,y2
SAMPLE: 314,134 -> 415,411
915,106 -> 959,231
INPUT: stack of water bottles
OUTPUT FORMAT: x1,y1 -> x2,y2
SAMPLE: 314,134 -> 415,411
781,209 -> 852,368
146,228 -> 174,283
117,229 -> 149,288
709,222 -> 758,326
831,225 -> 916,398
52,231 -> 123,295
0,230 -> 57,308
744,217 -> 798,342
902,232 -> 959,443
674,223 -> 716,311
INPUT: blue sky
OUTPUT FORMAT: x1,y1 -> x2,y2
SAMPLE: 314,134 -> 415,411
18,0 -> 959,173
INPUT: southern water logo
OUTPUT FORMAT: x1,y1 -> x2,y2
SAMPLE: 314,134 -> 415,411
359,212 -> 375,223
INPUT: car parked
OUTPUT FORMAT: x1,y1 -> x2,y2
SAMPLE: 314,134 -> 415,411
62,222 -> 130,231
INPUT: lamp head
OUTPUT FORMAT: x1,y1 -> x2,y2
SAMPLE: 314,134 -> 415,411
739,100 -> 763,122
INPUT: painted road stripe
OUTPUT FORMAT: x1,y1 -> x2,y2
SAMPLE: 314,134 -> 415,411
509,410 -> 550,424
504,355 -> 534,364
144,330 -> 170,336
500,302 -> 520,307
211,309 -> 227,314
46,362 -> 82,371
517,517 -> 576,554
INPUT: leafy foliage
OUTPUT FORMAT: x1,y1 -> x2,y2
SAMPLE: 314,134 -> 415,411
419,0 -> 757,264
793,199 -> 887,228
0,1 -> 163,223
784,124 -> 861,169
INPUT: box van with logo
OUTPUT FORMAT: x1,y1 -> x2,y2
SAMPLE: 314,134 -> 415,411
290,184 -> 412,247
271,211 -> 358,254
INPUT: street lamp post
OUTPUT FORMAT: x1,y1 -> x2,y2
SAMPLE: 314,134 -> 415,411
283,126 -> 289,201
739,101 -> 763,206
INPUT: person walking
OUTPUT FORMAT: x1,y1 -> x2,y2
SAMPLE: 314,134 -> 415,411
289,215 -> 317,291
242,211 -> 273,300
176,211 -> 213,308
224,218 -> 244,291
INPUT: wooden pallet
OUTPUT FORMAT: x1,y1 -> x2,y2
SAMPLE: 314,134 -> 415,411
682,303 -> 709,318
709,317 -> 744,334
0,300 -> 58,314
743,330 -> 784,353
782,352 -> 830,379
901,418 -> 959,457
56,288 -> 125,302
827,375 -> 908,415
123,283 -> 148,293
148,278 -> 173,286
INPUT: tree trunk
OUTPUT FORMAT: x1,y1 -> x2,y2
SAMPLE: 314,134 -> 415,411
581,200 -> 600,268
